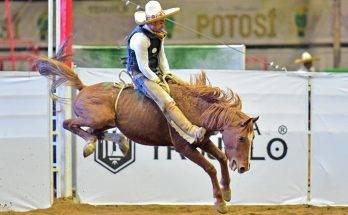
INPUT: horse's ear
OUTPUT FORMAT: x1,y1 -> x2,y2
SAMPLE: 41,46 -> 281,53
242,118 -> 252,127
242,116 -> 259,127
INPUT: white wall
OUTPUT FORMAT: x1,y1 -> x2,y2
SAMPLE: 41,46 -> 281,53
0,72 -> 52,212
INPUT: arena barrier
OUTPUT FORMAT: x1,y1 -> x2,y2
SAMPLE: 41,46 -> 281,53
310,73 -> 348,206
74,68 -> 309,205
0,72 -> 52,212
1,70 -> 347,211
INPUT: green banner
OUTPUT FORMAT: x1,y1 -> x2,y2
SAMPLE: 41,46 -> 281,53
72,45 -> 245,70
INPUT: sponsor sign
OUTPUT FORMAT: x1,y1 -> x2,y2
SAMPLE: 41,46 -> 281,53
75,68 -> 308,204
94,130 -> 135,174
1,1 -> 348,45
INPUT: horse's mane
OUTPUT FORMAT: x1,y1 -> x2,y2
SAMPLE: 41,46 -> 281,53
187,72 -> 241,108
183,72 -> 244,128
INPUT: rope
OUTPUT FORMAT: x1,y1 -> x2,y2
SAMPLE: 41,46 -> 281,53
161,73 -> 171,94
167,121 -> 175,145
113,70 -> 133,120
114,70 -> 132,87
114,85 -> 125,122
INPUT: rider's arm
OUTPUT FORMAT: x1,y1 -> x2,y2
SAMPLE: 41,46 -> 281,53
158,41 -> 170,75
158,40 -> 187,85
130,33 -> 161,83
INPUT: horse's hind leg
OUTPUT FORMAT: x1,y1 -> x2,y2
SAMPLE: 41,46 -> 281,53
88,127 -> 129,156
102,132 -> 129,156
172,139 -> 227,214
199,140 -> 231,202
63,117 -> 98,157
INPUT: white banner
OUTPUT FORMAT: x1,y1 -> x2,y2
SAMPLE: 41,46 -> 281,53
310,74 -> 348,206
74,68 -> 308,205
0,72 -> 51,212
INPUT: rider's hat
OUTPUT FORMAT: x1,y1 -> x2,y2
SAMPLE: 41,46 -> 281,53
134,1 -> 180,25
295,52 -> 320,64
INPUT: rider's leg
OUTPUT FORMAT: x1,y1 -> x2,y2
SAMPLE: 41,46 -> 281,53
140,78 -> 206,143
165,101 -> 206,142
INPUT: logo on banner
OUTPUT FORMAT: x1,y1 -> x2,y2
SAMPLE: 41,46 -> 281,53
152,123 -> 289,161
94,131 -> 135,174
251,124 -> 289,161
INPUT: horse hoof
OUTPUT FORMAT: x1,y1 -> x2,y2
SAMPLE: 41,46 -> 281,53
119,135 -> 129,156
83,142 -> 96,158
222,188 -> 231,202
215,201 -> 228,214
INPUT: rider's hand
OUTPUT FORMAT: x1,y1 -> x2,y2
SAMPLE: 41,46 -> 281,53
154,78 -> 161,84
163,73 -> 175,84
159,82 -> 170,93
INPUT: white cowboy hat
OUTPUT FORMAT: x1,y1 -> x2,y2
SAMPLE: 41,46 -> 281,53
134,1 -> 180,25
295,52 -> 320,64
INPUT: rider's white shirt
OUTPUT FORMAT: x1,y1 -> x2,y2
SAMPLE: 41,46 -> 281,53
297,65 -> 316,72
130,25 -> 170,82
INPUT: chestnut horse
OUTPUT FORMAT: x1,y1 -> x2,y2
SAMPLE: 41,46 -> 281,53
36,48 -> 258,214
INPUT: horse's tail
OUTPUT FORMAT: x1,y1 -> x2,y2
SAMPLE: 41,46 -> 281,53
35,39 -> 85,98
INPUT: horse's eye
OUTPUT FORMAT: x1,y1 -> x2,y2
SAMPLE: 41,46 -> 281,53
239,136 -> 245,142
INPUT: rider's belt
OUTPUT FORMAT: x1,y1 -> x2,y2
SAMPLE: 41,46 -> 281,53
131,69 -> 162,81
131,71 -> 144,81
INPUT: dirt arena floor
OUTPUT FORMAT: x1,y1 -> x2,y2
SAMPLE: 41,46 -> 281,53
1,198 -> 348,215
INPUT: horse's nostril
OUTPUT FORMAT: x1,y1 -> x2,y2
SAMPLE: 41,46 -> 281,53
239,167 -> 245,173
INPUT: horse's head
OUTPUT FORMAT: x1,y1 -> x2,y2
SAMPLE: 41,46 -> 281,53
222,116 -> 259,173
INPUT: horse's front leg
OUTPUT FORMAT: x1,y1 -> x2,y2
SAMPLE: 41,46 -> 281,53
172,138 -> 227,214
199,139 -> 231,202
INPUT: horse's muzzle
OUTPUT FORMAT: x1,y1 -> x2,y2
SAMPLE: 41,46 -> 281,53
229,160 -> 249,173
238,167 -> 246,174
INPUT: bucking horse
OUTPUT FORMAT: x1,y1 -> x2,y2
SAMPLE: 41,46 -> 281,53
36,43 -> 258,214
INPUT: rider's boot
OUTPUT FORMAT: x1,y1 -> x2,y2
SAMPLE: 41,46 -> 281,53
165,102 -> 206,144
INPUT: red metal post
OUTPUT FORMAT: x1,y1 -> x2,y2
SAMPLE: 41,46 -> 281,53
60,0 -> 72,67
59,0 -> 73,198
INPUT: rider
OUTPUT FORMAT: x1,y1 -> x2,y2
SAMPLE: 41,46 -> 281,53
126,0 -> 206,144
